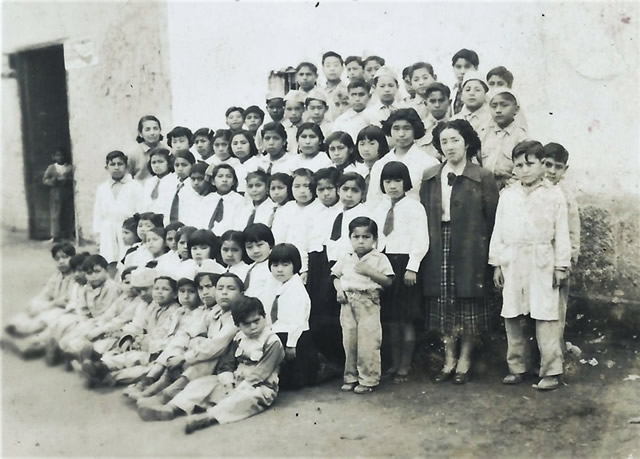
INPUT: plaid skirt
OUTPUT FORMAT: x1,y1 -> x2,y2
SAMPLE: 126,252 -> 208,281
427,223 -> 492,336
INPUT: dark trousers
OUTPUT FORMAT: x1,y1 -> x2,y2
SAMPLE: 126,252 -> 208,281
276,331 -> 319,390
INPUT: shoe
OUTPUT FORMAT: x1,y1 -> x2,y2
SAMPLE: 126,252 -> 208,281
45,340 -> 62,366
353,384 -> 374,394
502,373 -> 525,385
434,369 -> 454,383
453,371 -> 471,385
137,403 -> 177,422
536,376 -> 560,391
340,382 -> 357,392
185,413 -> 216,434
137,392 -> 171,407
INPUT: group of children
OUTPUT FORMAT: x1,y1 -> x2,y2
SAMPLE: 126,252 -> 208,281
9,47 -> 581,432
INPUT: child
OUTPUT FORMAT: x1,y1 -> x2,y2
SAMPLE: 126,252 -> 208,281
207,129 -> 241,170
81,254 -> 122,320
355,125 -> 390,185
120,216 -> 142,261
333,79 -> 374,142
450,49 -> 479,114
344,56 -> 365,82
180,163 -> 218,229
304,89 -> 333,136
230,130 -> 261,191
416,82 -> 451,160
128,115 -> 166,181
543,142 -> 581,351
243,223 -> 278,312
331,217 -> 394,393
244,170 -> 277,228
192,128 -> 215,163
401,66 -> 416,103
292,123 -> 333,172
363,55 -> 385,83
267,172 -> 293,227
243,106 -> 265,150
452,72 -> 492,137
404,62 -> 437,122
207,164 -> 249,236
481,88 -> 529,189
180,229 -> 225,278
282,90 -> 306,154
486,66 -> 528,129
141,147 -> 179,215
268,243 -> 318,389
295,61 -> 318,94
182,296 -> 285,433
331,85 -> 351,121
322,51 -> 344,96
145,227 -> 180,278
165,221 -> 185,255
122,212 -> 164,268
368,108 -> 439,203
326,131 -> 368,176
372,162 -> 429,383
176,225 -> 197,260
43,147 -> 74,242
265,91 -> 285,123
220,231 -> 251,281
93,150 -> 142,262
365,66 -> 400,127
225,106 -> 245,133
167,150 -> 195,224
489,140 -> 571,391
258,122 -> 296,175
167,126 -> 194,154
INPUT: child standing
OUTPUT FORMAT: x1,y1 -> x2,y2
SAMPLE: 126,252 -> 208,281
243,105 -> 265,147
345,56 -> 365,82
258,122 -> 296,175
372,162 -> 429,382
355,125 -> 390,187
304,89 -> 333,136
365,66 -> 400,127
43,147 -> 74,242
207,164 -> 248,236
490,141 -> 571,391
206,130 -> 241,171
282,90 -> 306,154
122,212 -> 164,268
93,151 -> 142,262
244,170 -> 276,228
180,163 -> 217,229
230,130 -> 261,192
403,62 -> 437,122
416,82 -> 451,160
332,217 -> 394,393
265,91 -> 285,123
243,224 -> 278,312
120,216 -> 142,262
219,230 -> 251,281
292,123 -> 333,172
168,150 -> 196,224
192,128 -> 215,163
141,147 -> 179,215
128,115 -> 166,182
326,131 -> 368,176
452,72 -> 492,137
450,49 -> 479,114
167,126 -> 194,154
225,106 -> 245,134
267,172 -> 293,227
333,80 -> 374,142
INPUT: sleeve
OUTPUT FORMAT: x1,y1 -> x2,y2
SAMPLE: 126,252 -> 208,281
553,192 -> 572,269
377,253 -> 396,278
42,165 -> 57,187
366,161 -> 383,204
406,202 -> 430,272
184,313 -> 238,364
565,190 -> 581,265
215,337 -> 241,375
284,286 -> 311,348
330,254 -> 345,278
244,336 -> 285,385
120,302 -> 151,340
488,196 -> 506,267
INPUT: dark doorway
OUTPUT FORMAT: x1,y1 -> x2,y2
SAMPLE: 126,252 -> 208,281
14,45 -> 74,240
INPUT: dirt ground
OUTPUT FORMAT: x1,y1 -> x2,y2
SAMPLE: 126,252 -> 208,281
1,231 -> 639,457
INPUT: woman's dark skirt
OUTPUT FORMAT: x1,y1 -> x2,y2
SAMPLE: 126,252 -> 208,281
382,253 -> 424,322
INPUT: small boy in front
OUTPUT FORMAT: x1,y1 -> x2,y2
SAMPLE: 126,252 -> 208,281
543,142 -> 581,351
332,217 -> 394,393
332,80 -> 373,142
489,140 -> 571,391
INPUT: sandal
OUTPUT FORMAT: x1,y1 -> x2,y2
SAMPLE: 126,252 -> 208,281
502,373 -> 525,385
535,376 -> 560,391
393,373 -> 409,384
340,382 -> 357,392
434,369 -> 454,383
353,385 -> 374,394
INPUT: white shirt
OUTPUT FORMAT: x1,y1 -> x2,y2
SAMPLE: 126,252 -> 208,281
141,173 -> 180,216
269,274 -> 310,348
307,202 -> 341,253
243,198 -> 279,229
271,199 -> 322,272
452,103 -> 492,137
257,153 -> 297,175
245,259 -> 277,314
291,152 -> 333,173
365,103 -> 399,128
209,191 -> 250,236
440,162 -> 455,222
325,203 -> 372,262
332,108 -> 374,142
180,191 -> 219,229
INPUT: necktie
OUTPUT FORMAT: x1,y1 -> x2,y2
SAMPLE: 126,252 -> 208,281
267,206 -> 278,227
243,263 -> 256,289
447,172 -> 457,186
453,86 -> 463,114
247,208 -> 257,227
170,182 -> 184,222
383,202 -> 395,236
151,177 -> 161,199
330,212 -> 344,241
208,198 -> 224,229
270,295 -> 280,324
266,162 -> 273,175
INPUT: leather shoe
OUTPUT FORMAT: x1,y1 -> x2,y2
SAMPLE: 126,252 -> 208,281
433,370 -> 453,383
453,371 -> 471,384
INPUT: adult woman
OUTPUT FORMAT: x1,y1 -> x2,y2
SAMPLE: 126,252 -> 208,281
419,119 -> 499,384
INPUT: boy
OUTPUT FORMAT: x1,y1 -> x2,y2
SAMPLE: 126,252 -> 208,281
243,105 -> 266,150
332,80 -> 373,142
93,150 -> 142,262
304,89 -> 332,136
167,126 -> 194,154
365,66 -> 400,127
322,51 -> 344,96
332,217 -> 394,393
403,62 -> 437,122
489,141 -> 571,391
258,123 -> 296,175
295,62 -> 318,94
452,72 -> 492,137
450,48 -> 479,114
487,66 -> 514,89
401,66 -> 417,103
225,106 -> 245,133
416,82 -> 451,160
282,90 -> 305,154
82,254 -> 123,318
265,91 -> 285,123
481,88 -> 529,189
543,142 -> 581,351
344,56 -> 364,82
331,85 -> 351,121
363,55 -> 385,83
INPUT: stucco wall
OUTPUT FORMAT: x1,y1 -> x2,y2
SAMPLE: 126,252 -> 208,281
2,1 -> 172,239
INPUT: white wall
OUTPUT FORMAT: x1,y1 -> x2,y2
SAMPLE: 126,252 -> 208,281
168,1 -> 639,198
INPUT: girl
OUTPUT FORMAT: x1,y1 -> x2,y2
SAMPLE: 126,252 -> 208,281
420,119 -> 499,384
181,163 -> 218,229
243,105 -> 265,150
192,128 -> 215,163
141,147 -> 179,215
122,212 -> 164,268
292,122 -> 332,173
244,170 -> 276,228
259,122 -> 295,175
176,226 -> 197,260
267,172 -> 293,228
219,230 -> 250,281
128,115 -> 166,181
206,129 -> 241,171
165,221 -> 185,255
145,227 -> 180,277
183,229 -> 225,276
368,108 -> 439,203
355,125 -> 390,184
120,216 -> 141,262
168,150 -> 196,224
230,130 -> 261,193
208,164 -> 249,236
372,162 -> 429,383
325,131 -> 368,176
43,147 -> 74,242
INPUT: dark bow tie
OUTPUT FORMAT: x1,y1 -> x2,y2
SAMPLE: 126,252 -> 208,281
447,172 -> 457,186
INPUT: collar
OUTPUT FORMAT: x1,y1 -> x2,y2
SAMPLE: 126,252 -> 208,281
489,120 -> 517,135
423,161 -> 481,182
111,174 -> 132,186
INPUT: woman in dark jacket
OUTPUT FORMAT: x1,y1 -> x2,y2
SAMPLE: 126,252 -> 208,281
419,119 -> 499,384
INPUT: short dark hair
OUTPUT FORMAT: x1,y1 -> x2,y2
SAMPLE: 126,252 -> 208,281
383,108 -> 425,139
268,243 -> 302,274
155,275 -> 178,293
337,172 -> 366,193
106,150 -> 128,165
261,122 -> 288,152
243,223 -> 275,247
214,129 -> 232,143
167,126 -> 194,147
364,55 -> 385,67
322,51 -> 343,65
190,162 -> 209,176
82,254 -> 108,272
225,106 -> 245,118
380,161 -> 412,193
486,66 -> 514,87
348,216 -> 378,238
69,253 -> 89,270
512,140 -> 545,162
355,125 -> 390,162
146,147 -> 174,175
325,131 -> 356,167
232,295 -> 265,325
292,168 -> 317,195
451,49 -> 479,67
173,150 -> 196,165
209,163 -> 239,192
424,82 -> 451,100
402,66 -> 411,79
51,242 -> 76,258
347,79 -> 371,93
269,173 -> 293,201
344,56 -> 363,68
136,212 -> 164,228
408,61 -> 435,80
296,61 -> 318,75
246,169 -> 269,186
216,272 -> 245,291
432,119 -> 482,160
121,265 -> 137,280
187,229 -> 219,257
136,115 -> 163,143
165,221 -> 185,233
195,272 -> 221,288
314,167 -> 341,187
177,277 -> 197,291
543,142 -> 569,164
146,226 -> 167,241
230,130 -> 260,159
176,225 -> 197,244
295,122 -> 325,150
193,127 -> 215,141
243,105 -> 265,122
